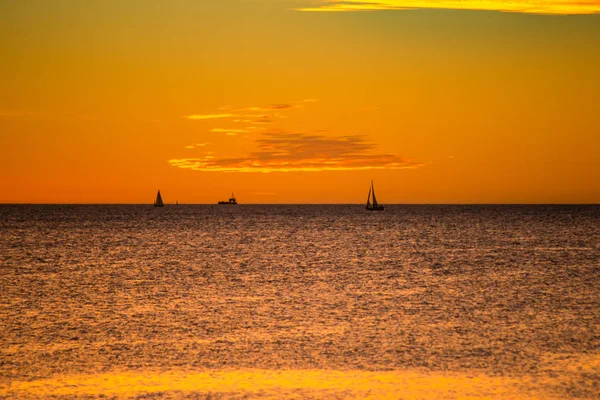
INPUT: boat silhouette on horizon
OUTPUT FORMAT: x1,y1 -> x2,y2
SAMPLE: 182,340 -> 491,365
154,190 -> 164,207
218,193 -> 238,205
366,181 -> 384,211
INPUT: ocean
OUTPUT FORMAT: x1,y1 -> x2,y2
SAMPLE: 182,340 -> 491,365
1,205 -> 598,398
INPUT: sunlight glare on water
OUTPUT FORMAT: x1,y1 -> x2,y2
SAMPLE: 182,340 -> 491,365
0,205 -> 598,398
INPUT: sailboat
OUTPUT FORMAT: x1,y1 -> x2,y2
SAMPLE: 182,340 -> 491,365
366,181 -> 384,211
154,190 -> 164,207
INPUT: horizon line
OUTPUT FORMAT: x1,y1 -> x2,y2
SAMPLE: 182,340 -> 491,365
1,203 -> 598,206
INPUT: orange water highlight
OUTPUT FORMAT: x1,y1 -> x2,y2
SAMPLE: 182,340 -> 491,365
2,369 -> 556,398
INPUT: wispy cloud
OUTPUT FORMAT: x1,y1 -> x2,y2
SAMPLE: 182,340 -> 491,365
169,131 -> 424,173
0,109 -> 66,118
184,101 -> 315,124
211,128 -> 254,133
247,104 -> 294,111
183,143 -> 210,149
186,113 -> 234,120
296,0 -> 600,15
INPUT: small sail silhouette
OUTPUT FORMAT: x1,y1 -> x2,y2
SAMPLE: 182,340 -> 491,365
366,181 -> 384,211
154,190 -> 164,207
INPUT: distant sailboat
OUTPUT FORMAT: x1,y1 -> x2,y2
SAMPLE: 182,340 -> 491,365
366,181 -> 384,211
154,190 -> 164,207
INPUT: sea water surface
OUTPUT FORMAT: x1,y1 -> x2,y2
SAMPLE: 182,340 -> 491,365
0,205 -> 598,399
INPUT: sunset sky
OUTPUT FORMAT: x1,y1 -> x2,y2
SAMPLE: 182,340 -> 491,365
1,0 -> 599,204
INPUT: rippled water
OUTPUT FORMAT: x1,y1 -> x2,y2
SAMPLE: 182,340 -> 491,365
1,205 -> 598,398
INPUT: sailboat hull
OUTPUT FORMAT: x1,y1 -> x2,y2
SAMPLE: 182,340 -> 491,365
366,205 -> 385,211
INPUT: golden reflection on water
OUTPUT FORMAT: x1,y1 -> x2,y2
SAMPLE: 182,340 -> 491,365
2,205 -> 598,399
2,369 -> 553,399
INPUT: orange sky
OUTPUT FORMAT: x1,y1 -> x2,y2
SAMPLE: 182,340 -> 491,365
1,0 -> 599,204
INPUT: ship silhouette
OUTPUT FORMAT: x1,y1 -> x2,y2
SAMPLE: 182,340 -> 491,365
218,193 -> 238,205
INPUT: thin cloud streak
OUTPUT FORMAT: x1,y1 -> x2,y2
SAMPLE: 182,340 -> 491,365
247,104 -> 294,111
296,0 -> 600,15
0,109 -> 73,118
169,132 -> 424,173
186,114 -> 234,120
211,128 -> 254,133
185,101 -> 316,124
